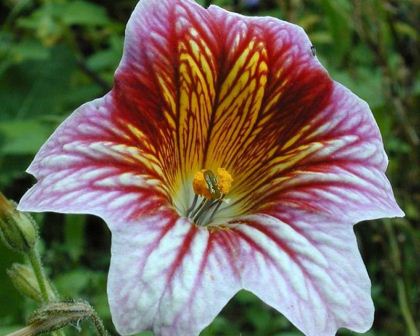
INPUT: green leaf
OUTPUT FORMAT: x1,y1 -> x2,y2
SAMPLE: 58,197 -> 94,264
308,31 -> 332,44
17,3 -> 64,45
0,243 -> 24,320
297,14 -> 321,31
64,215 -> 86,262
0,120 -> 53,155
11,39 -> 50,63
61,1 -> 110,26
320,0 -> 352,63
394,22 -> 418,39
54,269 -> 93,297
0,45 -> 77,120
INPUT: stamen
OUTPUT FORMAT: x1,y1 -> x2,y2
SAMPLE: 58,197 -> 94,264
192,199 -> 212,223
186,194 -> 198,217
189,198 -> 207,219
188,168 -> 233,226
206,196 -> 225,224
216,168 -> 233,194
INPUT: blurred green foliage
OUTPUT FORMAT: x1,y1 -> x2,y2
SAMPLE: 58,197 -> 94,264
0,0 -> 419,335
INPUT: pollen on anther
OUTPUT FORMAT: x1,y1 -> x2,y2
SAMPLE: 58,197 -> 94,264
216,168 -> 233,194
193,170 -> 212,199
192,168 -> 233,199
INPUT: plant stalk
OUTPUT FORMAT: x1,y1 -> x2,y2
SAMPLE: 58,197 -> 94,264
27,249 -> 50,303
90,311 -> 109,336
27,249 -> 65,336
385,220 -> 418,336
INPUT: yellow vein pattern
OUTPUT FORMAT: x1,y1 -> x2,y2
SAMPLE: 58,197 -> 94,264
176,26 -> 217,176
113,1 -> 333,216
207,40 -> 269,171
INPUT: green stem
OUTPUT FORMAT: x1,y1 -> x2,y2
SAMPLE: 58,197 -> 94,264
90,311 -> 109,336
384,220 -> 418,336
28,250 -> 66,336
397,278 -> 419,336
28,249 -> 49,303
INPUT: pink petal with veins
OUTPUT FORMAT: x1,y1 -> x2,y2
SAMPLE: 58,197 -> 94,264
108,212 -> 242,335
234,213 -> 374,336
18,93 -> 168,230
18,0 -> 404,335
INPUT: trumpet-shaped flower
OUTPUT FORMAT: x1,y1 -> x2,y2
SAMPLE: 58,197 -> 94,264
18,0 -> 404,335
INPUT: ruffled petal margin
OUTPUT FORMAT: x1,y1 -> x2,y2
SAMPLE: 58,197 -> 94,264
107,206 -> 383,336
108,211 -> 241,335
252,83 -> 404,223
233,213 -> 374,336
17,93 -> 168,230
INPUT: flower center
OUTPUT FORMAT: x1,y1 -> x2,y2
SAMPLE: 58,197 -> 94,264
186,168 -> 233,226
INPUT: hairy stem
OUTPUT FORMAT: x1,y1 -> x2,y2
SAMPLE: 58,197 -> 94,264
90,310 -> 109,336
27,250 -> 65,336
27,249 -> 50,303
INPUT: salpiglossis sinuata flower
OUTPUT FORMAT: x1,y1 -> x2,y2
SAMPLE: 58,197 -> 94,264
18,0 -> 404,335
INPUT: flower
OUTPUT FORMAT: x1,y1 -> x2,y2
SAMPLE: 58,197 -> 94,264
18,0 -> 404,335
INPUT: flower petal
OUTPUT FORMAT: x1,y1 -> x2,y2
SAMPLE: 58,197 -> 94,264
108,212 -> 241,336
191,6 -> 402,223
205,5 -> 332,181
114,0 -> 220,209
18,94 -> 167,230
112,0 -> 335,213
189,5 -> 337,218
233,213 -> 374,336
250,83 -> 404,222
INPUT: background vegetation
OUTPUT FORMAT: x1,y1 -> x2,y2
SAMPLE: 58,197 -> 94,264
0,0 -> 418,335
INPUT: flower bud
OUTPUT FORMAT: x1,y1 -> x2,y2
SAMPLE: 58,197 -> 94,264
0,193 -> 38,253
7,301 -> 97,336
7,263 -> 42,302
7,263 -> 56,302
29,301 -> 94,329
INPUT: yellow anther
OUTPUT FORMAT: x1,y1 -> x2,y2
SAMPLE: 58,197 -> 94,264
193,170 -> 213,199
192,168 -> 233,200
216,168 -> 233,194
